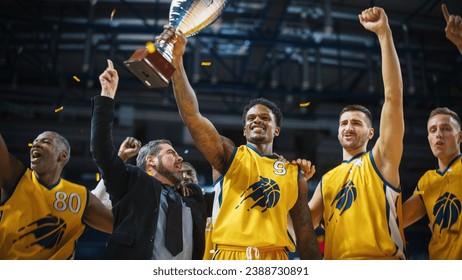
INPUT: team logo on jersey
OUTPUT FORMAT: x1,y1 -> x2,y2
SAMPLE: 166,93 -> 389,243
433,192 -> 461,235
13,214 -> 67,250
235,176 -> 280,212
328,180 -> 357,222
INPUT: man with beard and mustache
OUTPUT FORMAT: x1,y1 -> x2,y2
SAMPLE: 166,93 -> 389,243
403,107 -> 462,259
160,29 -> 321,260
90,59 -> 206,259
307,7 -> 405,259
0,130 -> 113,259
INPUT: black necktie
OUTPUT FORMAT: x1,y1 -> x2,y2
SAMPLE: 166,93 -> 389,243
164,186 -> 183,256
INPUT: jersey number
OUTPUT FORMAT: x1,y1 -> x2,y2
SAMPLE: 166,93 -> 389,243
53,191 -> 82,213
273,160 -> 287,176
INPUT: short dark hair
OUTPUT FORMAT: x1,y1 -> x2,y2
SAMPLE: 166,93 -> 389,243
339,105 -> 372,127
136,139 -> 172,170
428,107 -> 461,130
242,98 -> 283,127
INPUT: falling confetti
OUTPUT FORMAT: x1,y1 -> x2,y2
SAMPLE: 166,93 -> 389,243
54,106 -> 64,113
110,9 -> 116,21
73,75 -> 81,82
299,102 -> 311,107
27,143 -> 33,147
96,172 -> 100,181
146,41 -> 156,54
201,61 -> 212,66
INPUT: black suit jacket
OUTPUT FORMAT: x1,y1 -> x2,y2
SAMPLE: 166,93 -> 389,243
90,96 -> 206,259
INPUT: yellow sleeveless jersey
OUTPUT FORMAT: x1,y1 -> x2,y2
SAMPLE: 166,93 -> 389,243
211,145 -> 299,252
321,152 -> 405,259
417,154 -> 462,260
0,168 -> 88,259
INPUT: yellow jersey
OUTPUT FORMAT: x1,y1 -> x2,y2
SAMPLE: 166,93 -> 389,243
417,154 -> 462,260
321,152 -> 405,259
210,144 -> 299,252
0,168 -> 88,259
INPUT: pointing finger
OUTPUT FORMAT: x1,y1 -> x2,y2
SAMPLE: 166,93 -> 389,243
442,4 -> 450,23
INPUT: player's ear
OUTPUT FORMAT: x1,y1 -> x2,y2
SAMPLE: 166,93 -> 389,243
274,126 -> 280,137
368,128 -> 374,140
58,150 -> 69,164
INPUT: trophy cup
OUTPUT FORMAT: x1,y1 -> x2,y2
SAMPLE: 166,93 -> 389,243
124,0 -> 229,88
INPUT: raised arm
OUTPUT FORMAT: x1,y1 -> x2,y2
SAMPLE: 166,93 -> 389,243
90,59 -> 129,201
442,4 -> 462,54
360,7 -> 404,187
289,175 -> 322,259
117,136 -> 141,162
161,26 -> 234,174
0,134 -> 25,192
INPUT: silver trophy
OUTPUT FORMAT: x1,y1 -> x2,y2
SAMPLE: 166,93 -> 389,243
124,0 -> 229,88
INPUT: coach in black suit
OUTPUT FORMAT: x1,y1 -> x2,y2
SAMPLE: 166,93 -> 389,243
90,59 -> 206,260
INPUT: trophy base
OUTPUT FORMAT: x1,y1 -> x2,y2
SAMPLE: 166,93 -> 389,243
123,47 -> 176,88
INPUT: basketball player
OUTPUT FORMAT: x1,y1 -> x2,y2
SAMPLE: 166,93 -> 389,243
162,29 -> 321,260
308,7 -> 406,259
402,108 -> 462,260
0,131 -> 113,259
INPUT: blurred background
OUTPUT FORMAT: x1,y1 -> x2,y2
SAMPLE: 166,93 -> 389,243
1,0 -> 462,259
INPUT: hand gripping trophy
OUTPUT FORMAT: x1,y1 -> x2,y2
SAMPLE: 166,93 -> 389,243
124,0 -> 229,88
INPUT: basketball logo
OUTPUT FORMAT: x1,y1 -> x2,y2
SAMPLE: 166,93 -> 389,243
13,214 -> 67,251
328,180 -> 357,222
433,192 -> 461,235
235,176 -> 281,212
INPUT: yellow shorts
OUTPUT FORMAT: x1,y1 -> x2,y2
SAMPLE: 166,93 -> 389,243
212,245 -> 289,260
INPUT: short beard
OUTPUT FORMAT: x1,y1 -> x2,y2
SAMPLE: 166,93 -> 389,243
339,135 -> 368,151
248,134 -> 267,144
154,156 -> 182,186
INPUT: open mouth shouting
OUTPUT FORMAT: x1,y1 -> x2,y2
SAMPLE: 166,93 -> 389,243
30,149 -> 42,164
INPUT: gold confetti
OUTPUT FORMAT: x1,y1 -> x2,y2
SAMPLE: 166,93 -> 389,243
414,190 -> 425,195
299,102 -> 311,107
110,9 -> 116,21
54,106 -> 64,113
146,41 -> 156,54
201,61 -> 212,66
73,75 -> 80,82
96,172 -> 100,181
27,143 -> 33,147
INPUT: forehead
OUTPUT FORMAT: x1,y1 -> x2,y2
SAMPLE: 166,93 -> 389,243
158,143 -> 175,153
181,166 -> 195,172
34,132 -> 56,141
246,104 -> 273,116
339,111 -> 368,122
428,114 -> 458,127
